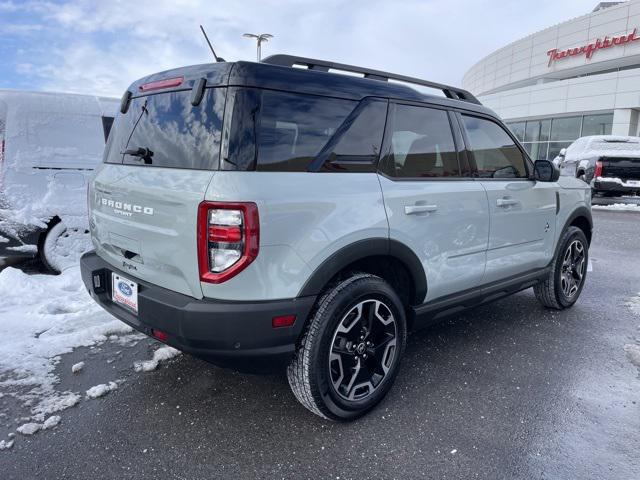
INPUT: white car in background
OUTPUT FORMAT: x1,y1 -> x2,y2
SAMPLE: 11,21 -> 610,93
0,91 -> 118,272
556,135 -> 640,197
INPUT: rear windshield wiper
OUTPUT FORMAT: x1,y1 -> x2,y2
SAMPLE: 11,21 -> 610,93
122,147 -> 154,164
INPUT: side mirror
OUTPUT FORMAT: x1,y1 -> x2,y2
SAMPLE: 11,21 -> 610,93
559,148 -> 567,158
534,160 -> 560,182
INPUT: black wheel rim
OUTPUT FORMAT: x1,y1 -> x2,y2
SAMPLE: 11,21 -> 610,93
561,239 -> 586,298
329,299 -> 397,401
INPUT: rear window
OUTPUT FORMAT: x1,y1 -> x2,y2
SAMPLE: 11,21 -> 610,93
224,89 -> 390,172
105,88 -> 226,170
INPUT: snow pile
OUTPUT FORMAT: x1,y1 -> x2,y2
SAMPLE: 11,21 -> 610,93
134,346 -> 181,372
0,265 -> 130,420
626,293 -> 640,316
71,362 -> 85,373
0,439 -> 14,450
85,381 -> 118,399
16,415 -> 62,436
592,203 -> 640,212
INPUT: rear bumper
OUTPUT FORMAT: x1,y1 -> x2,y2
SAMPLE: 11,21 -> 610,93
594,177 -> 640,193
80,251 -> 316,373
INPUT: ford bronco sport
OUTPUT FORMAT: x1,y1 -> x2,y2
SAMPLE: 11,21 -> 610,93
81,55 -> 592,421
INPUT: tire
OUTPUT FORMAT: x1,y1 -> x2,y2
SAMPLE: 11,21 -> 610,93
287,273 -> 407,421
39,219 -> 92,273
534,226 -> 588,310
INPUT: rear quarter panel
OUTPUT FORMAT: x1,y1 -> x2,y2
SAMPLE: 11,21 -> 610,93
201,171 -> 388,301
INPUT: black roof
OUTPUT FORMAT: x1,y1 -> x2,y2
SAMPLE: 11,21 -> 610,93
127,55 -> 494,116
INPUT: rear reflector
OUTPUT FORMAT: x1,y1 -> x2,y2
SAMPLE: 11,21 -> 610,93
151,329 -> 169,343
272,315 -> 296,328
139,76 -> 184,92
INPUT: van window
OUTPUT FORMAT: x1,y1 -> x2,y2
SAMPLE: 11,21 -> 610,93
106,88 -> 226,170
461,115 -> 527,178
101,116 -> 114,142
256,91 -> 355,172
383,104 -> 460,178
27,113 -> 105,169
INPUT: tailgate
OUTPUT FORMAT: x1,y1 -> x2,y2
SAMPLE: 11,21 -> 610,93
601,157 -> 640,180
90,79 -> 227,299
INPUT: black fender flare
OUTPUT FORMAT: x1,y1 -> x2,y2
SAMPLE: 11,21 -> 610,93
554,206 -> 593,259
297,238 -> 427,305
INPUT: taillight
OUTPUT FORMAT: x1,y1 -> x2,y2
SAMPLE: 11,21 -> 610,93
197,202 -> 259,283
594,160 -> 603,178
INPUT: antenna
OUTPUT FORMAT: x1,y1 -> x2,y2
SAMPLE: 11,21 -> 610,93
199,25 -> 225,62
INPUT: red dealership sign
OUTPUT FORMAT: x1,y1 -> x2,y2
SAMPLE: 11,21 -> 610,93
547,28 -> 639,66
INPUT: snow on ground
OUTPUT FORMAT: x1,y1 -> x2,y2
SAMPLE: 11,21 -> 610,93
592,203 -> 640,212
134,346 -> 181,372
626,293 -> 640,317
0,265 -> 135,443
85,381 -> 118,399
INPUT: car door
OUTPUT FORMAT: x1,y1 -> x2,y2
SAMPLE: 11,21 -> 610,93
458,113 -> 557,284
378,103 -> 489,304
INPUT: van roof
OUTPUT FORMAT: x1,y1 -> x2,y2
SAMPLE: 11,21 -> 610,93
0,89 -> 119,116
127,56 -> 494,117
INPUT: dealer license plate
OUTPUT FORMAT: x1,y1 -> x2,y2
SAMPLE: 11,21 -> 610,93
112,273 -> 138,314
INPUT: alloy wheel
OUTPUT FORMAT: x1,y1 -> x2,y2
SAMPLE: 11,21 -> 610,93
329,299 -> 398,401
560,239 -> 586,299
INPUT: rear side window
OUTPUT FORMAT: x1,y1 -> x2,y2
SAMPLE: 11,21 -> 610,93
105,88 -> 226,170
382,104 -> 460,178
462,115 -> 527,178
256,91 -> 355,172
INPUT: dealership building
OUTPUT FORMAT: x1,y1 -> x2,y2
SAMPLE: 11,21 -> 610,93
462,0 -> 640,161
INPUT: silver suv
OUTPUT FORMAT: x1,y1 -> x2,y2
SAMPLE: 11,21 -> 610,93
81,55 -> 592,421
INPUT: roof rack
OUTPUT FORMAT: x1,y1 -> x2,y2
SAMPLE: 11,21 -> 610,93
261,54 -> 481,105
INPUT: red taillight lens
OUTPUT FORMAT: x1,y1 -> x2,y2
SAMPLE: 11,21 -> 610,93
594,160 -> 603,178
197,202 -> 259,284
138,76 -> 184,92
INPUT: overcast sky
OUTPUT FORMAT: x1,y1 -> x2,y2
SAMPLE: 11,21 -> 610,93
0,0 -> 598,98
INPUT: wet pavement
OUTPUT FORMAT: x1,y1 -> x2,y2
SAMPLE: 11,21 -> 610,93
3,209 -> 640,479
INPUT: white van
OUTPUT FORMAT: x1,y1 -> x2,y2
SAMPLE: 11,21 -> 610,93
0,91 -> 118,272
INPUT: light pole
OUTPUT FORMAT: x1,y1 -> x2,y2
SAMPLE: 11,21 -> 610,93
242,33 -> 273,62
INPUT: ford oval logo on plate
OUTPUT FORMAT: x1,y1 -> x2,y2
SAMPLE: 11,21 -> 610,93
118,281 -> 132,297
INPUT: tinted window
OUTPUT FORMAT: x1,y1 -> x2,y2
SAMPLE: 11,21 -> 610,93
320,99 -> 387,172
462,115 -> 527,178
101,116 -> 114,142
106,88 -> 226,170
256,91 -> 355,172
384,104 -> 459,178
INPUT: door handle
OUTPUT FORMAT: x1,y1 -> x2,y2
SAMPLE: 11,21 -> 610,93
404,204 -> 438,215
496,197 -> 519,208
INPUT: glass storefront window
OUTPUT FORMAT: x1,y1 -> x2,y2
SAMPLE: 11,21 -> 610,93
507,122 -> 525,142
550,116 -> 581,141
524,119 -> 551,143
523,142 -> 549,160
548,141 -> 572,160
581,113 -> 613,136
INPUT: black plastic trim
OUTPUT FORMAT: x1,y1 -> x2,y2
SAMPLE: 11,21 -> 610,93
80,251 -> 316,373
297,238 -> 428,305
412,266 -> 551,329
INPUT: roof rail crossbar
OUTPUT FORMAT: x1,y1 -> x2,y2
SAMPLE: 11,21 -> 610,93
262,54 -> 481,105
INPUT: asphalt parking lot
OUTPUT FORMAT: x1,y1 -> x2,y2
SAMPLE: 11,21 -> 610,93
2,208 -> 640,479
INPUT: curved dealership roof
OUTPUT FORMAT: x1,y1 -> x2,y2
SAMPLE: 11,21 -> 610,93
462,0 -> 640,96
